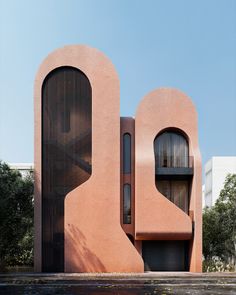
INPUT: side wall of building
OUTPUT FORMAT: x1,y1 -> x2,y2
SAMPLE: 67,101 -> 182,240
204,157 -> 236,207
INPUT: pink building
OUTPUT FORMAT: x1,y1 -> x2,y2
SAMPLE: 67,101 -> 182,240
34,45 -> 202,273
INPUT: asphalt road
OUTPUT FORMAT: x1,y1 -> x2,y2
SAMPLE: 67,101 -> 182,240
0,272 -> 236,295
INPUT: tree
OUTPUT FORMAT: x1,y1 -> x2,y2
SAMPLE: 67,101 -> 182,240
0,161 -> 34,269
203,174 -> 236,270
216,174 -> 236,264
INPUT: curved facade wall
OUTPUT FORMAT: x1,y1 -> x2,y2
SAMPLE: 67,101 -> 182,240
135,88 -> 202,272
34,45 -> 143,273
35,46 -> 201,273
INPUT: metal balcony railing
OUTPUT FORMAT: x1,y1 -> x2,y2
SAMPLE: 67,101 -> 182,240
155,156 -> 194,177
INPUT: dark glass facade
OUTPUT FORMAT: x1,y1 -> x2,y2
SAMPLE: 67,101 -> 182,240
154,131 -> 190,213
156,180 -> 189,212
42,66 -> 92,271
154,131 -> 189,168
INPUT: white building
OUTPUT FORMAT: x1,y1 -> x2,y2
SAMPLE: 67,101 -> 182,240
8,163 -> 34,178
204,157 -> 236,207
202,184 -> 205,208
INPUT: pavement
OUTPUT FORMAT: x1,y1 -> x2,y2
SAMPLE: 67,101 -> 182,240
0,272 -> 236,294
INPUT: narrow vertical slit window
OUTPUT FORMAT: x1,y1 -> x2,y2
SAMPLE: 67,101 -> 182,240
123,133 -> 131,174
123,184 -> 131,224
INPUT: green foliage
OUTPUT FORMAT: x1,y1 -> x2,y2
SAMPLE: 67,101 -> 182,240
203,174 -> 236,271
0,161 -> 34,269
203,256 -> 234,272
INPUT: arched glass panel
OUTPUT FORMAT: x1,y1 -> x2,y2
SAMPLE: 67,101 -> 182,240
123,184 -> 131,224
42,66 -> 92,271
154,131 -> 189,213
123,133 -> 131,174
154,131 -> 188,168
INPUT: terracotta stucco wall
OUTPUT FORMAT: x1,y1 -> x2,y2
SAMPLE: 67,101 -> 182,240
135,88 -> 202,272
35,46 -> 201,273
34,45 -> 143,272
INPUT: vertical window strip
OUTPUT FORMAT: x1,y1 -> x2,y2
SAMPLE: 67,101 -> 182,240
123,183 -> 131,224
123,133 -> 131,174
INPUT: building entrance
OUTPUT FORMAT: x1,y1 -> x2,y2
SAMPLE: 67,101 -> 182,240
142,241 -> 189,271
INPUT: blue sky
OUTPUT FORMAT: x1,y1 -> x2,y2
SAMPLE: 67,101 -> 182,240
0,0 -> 235,167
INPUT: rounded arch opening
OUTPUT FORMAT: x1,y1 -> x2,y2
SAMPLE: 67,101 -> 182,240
154,129 -> 190,213
154,129 -> 189,168
41,66 -> 92,271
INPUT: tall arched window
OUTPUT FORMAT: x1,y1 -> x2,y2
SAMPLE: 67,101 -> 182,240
154,131 -> 190,213
42,66 -> 92,271
154,131 -> 189,168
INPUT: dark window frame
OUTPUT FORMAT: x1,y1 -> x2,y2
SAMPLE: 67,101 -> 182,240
123,133 -> 131,174
123,183 -> 131,224
156,180 -> 189,213
154,129 -> 191,213
154,130 -> 189,168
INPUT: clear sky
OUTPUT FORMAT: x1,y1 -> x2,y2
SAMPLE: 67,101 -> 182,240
0,0 -> 235,167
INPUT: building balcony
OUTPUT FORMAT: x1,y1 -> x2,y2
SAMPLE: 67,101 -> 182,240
155,156 -> 193,179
